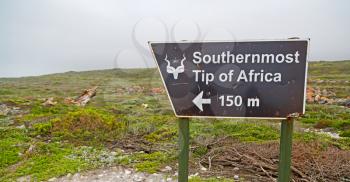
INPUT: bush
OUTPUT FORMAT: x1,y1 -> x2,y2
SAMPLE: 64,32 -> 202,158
314,120 -> 332,129
33,122 -> 52,136
51,108 -> 125,144
340,130 -> 350,138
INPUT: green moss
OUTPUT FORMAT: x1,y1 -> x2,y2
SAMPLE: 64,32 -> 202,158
119,151 -> 172,174
134,161 -> 161,174
213,122 -> 279,142
0,128 -> 29,170
132,152 -> 167,173
0,142 -> 90,181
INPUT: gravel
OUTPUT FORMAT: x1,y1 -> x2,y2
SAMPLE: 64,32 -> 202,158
52,166 -> 176,182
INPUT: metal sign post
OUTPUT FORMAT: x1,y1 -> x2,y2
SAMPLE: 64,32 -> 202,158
178,118 -> 190,182
278,118 -> 294,182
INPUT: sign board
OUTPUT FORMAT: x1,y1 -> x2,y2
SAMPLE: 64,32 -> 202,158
149,40 -> 309,119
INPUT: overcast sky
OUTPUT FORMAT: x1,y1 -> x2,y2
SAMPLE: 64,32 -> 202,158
1,0 -> 349,77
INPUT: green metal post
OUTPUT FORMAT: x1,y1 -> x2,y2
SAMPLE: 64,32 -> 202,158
278,118 -> 294,182
178,118 -> 189,182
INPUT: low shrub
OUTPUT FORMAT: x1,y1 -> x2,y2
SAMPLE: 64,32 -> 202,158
51,108 -> 125,145
340,130 -> 350,138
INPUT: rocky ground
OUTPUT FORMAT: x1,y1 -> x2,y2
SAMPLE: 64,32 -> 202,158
37,166 -> 176,182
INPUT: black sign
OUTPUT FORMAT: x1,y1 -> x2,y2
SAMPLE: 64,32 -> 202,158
149,40 -> 309,119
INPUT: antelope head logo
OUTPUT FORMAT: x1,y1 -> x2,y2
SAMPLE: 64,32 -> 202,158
164,54 -> 186,80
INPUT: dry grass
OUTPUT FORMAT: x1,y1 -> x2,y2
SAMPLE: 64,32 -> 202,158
196,137 -> 350,181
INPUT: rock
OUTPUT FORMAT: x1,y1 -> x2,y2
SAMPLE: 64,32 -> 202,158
0,104 -> 10,116
16,125 -> 25,129
234,175 -> 239,180
322,127 -> 333,132
66,173 -> 72,178
110,151 -> 117,156
26,145 -> 35,154
324,131 -> 340,139
124,169 -> 131,175
306,87 -> 315,103
322,89 -> 328,96
48,177 -> 57,181
233,167 -> 239,171
151,87 -> 165,94
73,173 -> 80,179
189,173 -> 199,178
134,176 -> 143,182
333,98 -> 349,106
10,107 -> 23,115
161,166 -> 172,172
200,166 -> 207,171
98,173 -> 104,177
17,176 -> 31,182
43,97 -> 57,106
314,95 -> 321,102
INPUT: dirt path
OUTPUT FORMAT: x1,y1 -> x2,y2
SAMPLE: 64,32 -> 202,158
49,166 -> 176,182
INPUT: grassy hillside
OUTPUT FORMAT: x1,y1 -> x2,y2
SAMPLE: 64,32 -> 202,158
308,60 -> 350,97
0,61 -> 349,181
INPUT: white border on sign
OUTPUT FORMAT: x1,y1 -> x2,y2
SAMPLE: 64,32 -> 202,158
148,38 -> 310,119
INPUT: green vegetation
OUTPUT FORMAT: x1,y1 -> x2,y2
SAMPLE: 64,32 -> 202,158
0,128 -> 29,171
132,151 -> 171,173
3,142 -> 90,181
50,108 -> 125,145
308,60 -> 350,98
115,151 -> 172,174
0,141 -> 89,181
189,176 -> 234,182
301,104 -> 350,132
0,61 -> 349,181
145,128 -> 177,143
212,121 -> 279,142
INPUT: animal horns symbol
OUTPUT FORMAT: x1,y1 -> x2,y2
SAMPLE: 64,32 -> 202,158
180,54 -> 186,67
164,54 -> 170,67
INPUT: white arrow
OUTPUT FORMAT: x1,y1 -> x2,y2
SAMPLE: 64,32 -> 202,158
192,91 -> 211,111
